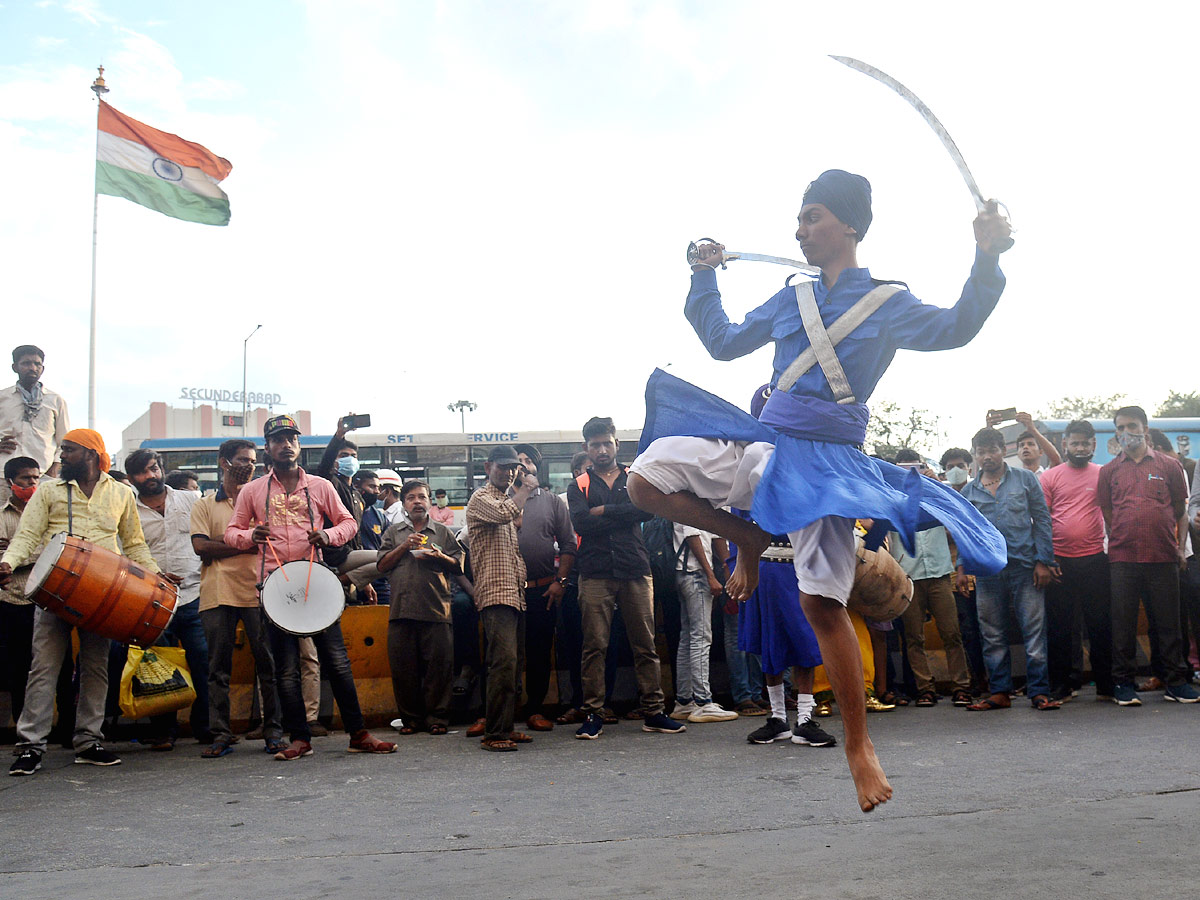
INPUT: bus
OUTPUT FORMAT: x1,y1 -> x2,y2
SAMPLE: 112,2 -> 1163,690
997,417 -> 1200,467
129,428 -> 644,503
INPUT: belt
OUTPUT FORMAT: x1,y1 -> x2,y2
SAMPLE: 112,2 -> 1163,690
527,575 -> 557,589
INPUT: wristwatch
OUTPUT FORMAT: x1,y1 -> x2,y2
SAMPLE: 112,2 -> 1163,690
556,576 -> 569,587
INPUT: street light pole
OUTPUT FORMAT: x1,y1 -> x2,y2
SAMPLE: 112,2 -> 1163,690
242,324 -> 262,436
446,400 -> 478,433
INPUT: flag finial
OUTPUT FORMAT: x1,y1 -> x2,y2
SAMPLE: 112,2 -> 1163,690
91,66 -> 109,97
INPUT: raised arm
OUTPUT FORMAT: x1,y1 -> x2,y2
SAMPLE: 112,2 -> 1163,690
684,267 -> 780,361
884,248 -> 1006,353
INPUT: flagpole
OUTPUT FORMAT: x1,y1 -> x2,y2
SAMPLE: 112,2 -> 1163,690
88,67 -> 109,430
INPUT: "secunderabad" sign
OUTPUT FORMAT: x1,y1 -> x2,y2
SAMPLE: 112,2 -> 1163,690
179,387 -> 285,405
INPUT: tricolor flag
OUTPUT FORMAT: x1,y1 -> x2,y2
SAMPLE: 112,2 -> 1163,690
96,101 -> 232,226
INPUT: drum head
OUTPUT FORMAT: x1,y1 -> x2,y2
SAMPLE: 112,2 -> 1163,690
261,560 -> 345,636
24,532 -> 67,599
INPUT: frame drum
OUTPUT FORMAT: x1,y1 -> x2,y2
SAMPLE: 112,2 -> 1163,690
25,532 -> 179,646
260,560 -> 346,636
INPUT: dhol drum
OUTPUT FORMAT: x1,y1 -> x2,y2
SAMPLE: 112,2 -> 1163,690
25,533 -> 179,646
848,537 -> 914,622
260,559 -> 345,636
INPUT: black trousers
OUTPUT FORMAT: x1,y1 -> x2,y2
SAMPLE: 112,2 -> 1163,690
523,584 -> 558,715
1111,561 -> 1188,686
1,602 -> 75,732
1046,553 -> 1114,696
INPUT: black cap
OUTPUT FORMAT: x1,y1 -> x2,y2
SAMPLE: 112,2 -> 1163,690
264,414 -> 301,438
486,446 -> 520,465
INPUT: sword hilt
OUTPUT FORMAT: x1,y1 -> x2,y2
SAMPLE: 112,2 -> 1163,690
686,238 -> 727,269
980,199 -> 1015,254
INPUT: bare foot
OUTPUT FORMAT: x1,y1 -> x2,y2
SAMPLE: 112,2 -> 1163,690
725,532 -> 770,601
847,743 -> 892,812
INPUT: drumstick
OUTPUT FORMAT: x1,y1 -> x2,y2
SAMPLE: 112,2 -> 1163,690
265,538 -> 289,581
303,544 -> 314,604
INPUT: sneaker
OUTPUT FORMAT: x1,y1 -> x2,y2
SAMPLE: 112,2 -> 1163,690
1112,683 -> 1142,706
672,700 -> 698,719
747,717 -> 791,744
75,744 -> 121,766
1164,683 -> 1200,703
575,713 -> 603,740
688,702 -> 738,723
274,739 -> 313,761
642,713 -> 687,734
9,749 -> 42,776
791,717 -> 837,747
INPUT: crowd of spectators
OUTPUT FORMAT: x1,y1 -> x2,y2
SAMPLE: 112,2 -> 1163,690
2,340 -> 1199,773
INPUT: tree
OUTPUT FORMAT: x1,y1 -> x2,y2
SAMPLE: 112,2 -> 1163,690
1156,390 -> 1200,417
866,401 -> 944,459
1038,393 -> 1128,421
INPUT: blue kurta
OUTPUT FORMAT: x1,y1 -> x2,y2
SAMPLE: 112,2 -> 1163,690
638,250 -> 1009,576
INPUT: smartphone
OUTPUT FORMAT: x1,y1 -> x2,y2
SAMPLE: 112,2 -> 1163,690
342,413 -> 371,429
989,407 -> 1018,422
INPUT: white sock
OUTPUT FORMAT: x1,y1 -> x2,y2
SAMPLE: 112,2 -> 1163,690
767,683 -> 787,723
795,693 -> 815,724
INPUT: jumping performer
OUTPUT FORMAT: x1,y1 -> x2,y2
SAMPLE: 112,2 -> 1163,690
626,170 -> 1012,811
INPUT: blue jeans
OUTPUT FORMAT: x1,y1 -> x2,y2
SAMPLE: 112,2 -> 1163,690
150,598 -> 210,738
675,570 -> 714,703
974,564 -> 1049,697
723,608 -> 763,703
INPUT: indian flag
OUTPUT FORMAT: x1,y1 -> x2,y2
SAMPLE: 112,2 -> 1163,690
96,101 -> 232,226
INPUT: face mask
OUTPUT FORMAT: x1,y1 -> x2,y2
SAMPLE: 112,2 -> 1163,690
11,482 -> 37,503
1068,451 -> 1093,465
944,466 -> 969,487
337,456 -> 360,478
360,491 -> 379,508
1118,432 -> 1145,453
436,496 -> 448,508
229,462 -> 255,485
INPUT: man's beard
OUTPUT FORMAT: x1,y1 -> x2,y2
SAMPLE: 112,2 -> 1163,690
60,460 -> 88,482
136,478 -> 165,497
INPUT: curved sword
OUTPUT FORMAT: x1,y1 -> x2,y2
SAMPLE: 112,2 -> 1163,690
723,250 -> 820,276
830,55 -> 1010,240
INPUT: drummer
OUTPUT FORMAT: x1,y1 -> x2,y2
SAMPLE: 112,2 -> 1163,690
2,429 -> 161,776
224,414 -> 396,761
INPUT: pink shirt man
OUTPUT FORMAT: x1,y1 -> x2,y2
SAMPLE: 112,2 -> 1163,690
225,468 -> 357,576
1039,462 -> 1106,558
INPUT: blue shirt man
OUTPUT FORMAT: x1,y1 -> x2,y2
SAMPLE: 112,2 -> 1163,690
959,427 -> 1058,711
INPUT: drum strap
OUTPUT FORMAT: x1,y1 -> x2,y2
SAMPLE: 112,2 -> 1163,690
67,483 -> 74,536
256,479 -> 319,594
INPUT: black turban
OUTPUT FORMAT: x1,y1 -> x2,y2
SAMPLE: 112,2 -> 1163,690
801,169 -> 872,240
512,443 -> 542,471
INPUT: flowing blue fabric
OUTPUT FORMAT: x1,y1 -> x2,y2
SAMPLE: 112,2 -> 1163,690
638,369 -> 1006,575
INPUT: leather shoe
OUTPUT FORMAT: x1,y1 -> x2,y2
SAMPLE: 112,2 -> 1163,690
526,714 -> 555,732
466,717 -> 486,738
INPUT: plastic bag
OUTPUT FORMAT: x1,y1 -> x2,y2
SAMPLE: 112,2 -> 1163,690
119,645 -> 196,719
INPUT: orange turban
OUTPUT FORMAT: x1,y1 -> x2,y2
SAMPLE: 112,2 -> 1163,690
63,428 -> 111,472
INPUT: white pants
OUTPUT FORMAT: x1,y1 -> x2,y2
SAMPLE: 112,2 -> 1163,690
630,436 -> 856,603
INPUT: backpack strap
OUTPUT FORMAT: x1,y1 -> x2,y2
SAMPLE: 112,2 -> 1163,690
776,281 -> 903,397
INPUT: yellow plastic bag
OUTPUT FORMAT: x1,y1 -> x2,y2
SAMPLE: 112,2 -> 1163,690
119,645 -> 196,719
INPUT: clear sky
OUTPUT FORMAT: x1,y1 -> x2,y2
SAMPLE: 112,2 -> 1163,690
2,0 -> 1196,450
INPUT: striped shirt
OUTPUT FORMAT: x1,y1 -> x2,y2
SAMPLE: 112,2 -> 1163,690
465,482 -> 526,611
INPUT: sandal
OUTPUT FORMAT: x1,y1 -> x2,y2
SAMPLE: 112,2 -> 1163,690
557,708 -> 586,725
428,724 -> 448,735
507,731 -> 533,743
966,693 -> 1011,711
600,707 -> 620,725
1030,694 -> 1062,711
880,691 -> 909,707
264,738 -> 288,755
951,689 -> 973,707
915,691 -> 938,707
480,737 -> 517,752
201,738 -> 234,758
398,723 -> 422,735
